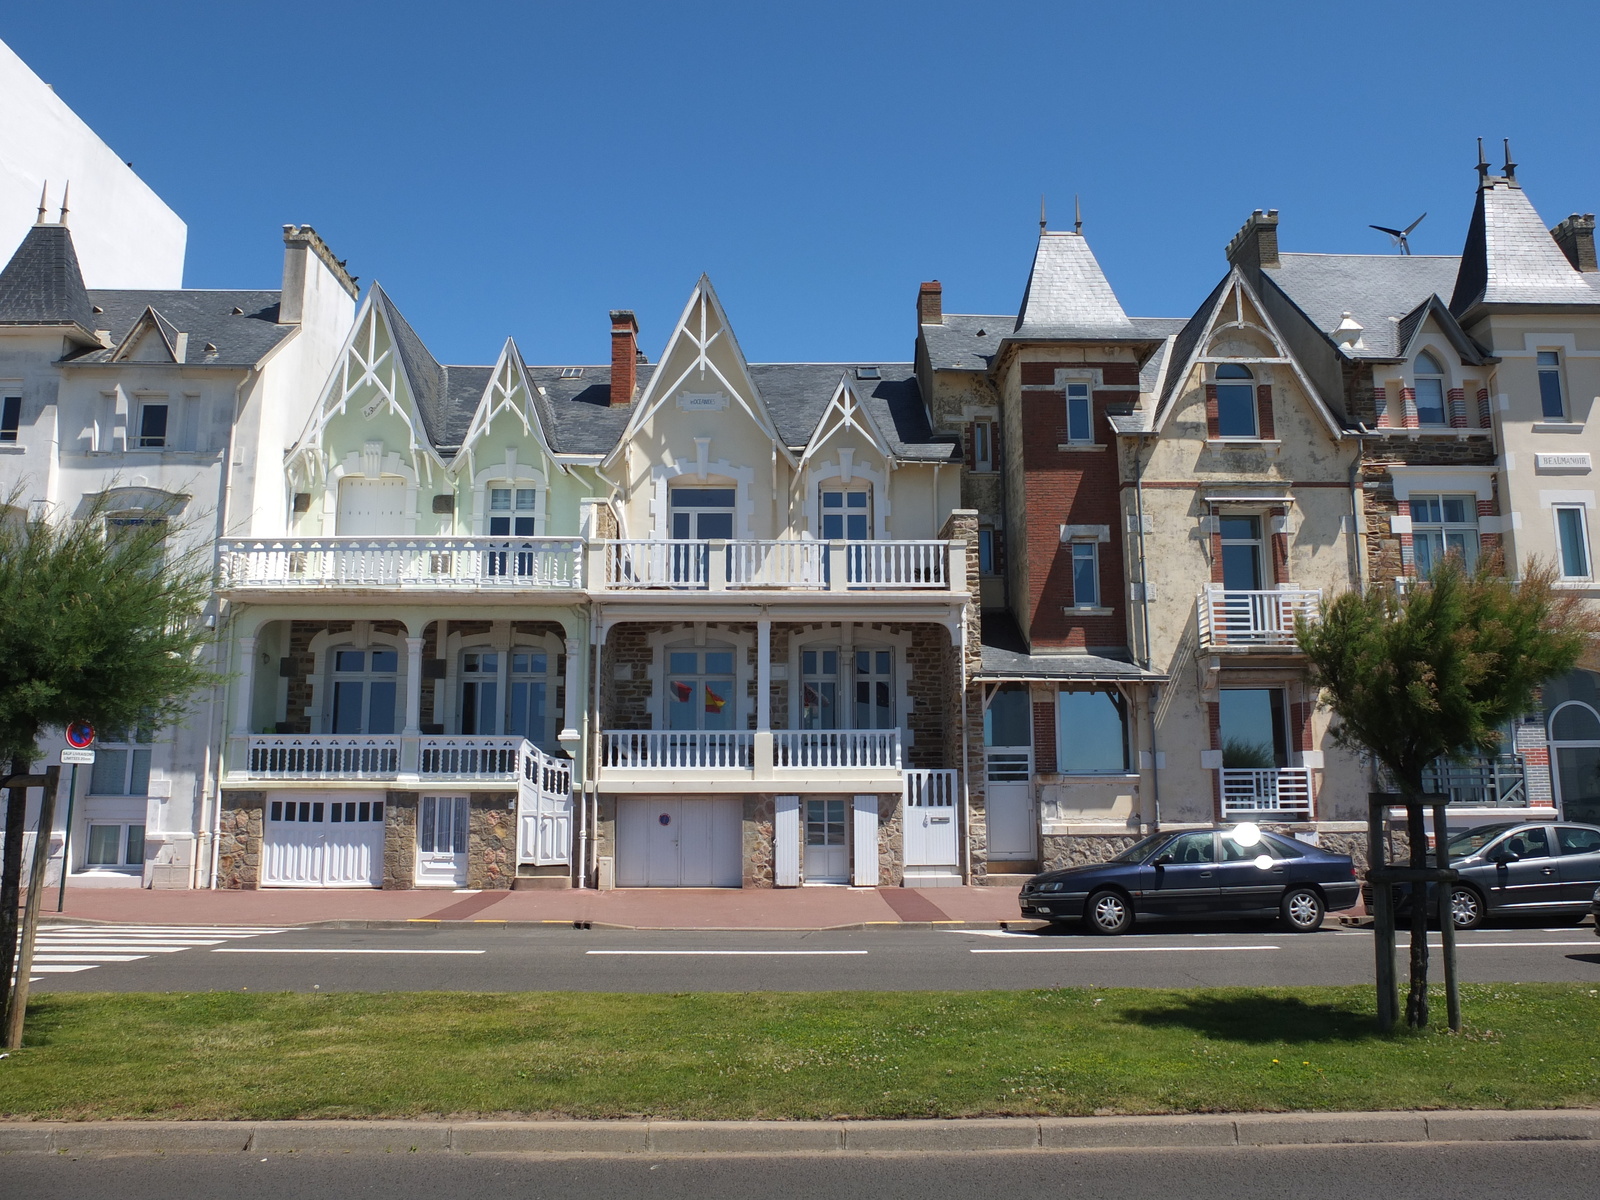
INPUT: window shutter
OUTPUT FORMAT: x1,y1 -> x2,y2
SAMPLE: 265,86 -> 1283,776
1204,383 -> 1220,440
1256,384 -> 1275,440
774,795 -> 800,886
852,795 -> 880,886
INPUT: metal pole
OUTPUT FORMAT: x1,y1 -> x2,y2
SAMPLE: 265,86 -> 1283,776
56,763 -> 78,913
1432,798 -> 1462,1032
1367,792 -> 1398,1030
6,767 -> 61,1049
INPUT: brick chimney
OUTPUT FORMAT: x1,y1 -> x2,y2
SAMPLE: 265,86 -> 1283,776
1225,209 -> 1280,271
918,280 -> 943,325
1552,214 -> 1598,272
609,310 -> 639,406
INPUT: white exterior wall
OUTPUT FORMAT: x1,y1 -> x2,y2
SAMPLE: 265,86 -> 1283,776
0,38 -> 186,288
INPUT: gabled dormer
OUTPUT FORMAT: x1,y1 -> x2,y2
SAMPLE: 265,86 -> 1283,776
795,374 -> 897,539
110,306 -> 186,362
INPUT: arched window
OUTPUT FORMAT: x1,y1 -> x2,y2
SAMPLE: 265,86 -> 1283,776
327,644 -> 399,734
798,644 -> 895,729
1546,671 -> 1600,825
665,642 -> 737,731
1414,351 -> 1447,425
1213,363 -> 1257,438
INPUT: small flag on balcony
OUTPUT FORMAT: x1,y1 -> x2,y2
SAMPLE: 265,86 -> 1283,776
705,685 -> 727,714
671,681 -> 694,703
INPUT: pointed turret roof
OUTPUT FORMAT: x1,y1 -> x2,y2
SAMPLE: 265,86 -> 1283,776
1450,176 -> 1600,314
0,222 -> 97,338
1012,230 -> 1139,340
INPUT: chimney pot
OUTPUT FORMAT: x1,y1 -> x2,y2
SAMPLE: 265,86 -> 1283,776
610,310 -> 639,406
918,280 -> 943,326
1552,214 -> 1599,273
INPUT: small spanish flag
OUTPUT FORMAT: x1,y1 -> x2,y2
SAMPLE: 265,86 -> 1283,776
705,685 -> 727,714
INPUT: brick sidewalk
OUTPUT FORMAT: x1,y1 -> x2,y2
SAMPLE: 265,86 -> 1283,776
40,883 -> 1027,930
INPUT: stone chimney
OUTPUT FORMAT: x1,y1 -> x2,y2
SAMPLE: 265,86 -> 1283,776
610,310 -> 639,406
1225,209 -> 1280,271
280,225 -> 358,325
1552,214 -> 1598,272
918,280 -> 943,325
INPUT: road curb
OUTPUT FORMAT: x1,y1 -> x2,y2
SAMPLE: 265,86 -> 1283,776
3,1110 -> 1597,1156
35,915 -> 1046,933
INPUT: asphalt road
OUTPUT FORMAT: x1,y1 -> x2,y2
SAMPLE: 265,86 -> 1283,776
30,917 -> 1600,992
10,1143 -> 1600,1200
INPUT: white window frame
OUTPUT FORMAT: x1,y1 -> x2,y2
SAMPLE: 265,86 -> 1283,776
486,484 -> 540,536
0,394 -> 20,442
663,640 -> 740,732
88,731 -> 156,797
1413,351 -> 1449,426
83,820 -> 145,870
819,484 -> 873,540
326,643 -> 402,735
1538,350 -> 1567,421
1555,505 -> 1592,580
134,398 -> 169,450
1065,382 -> 1093,444
1070,541 -> 1099,608
972,419 -> 997,471
1213,363 -> 1259,440
1410,493 -> 1480,575
978,527 -> 997,576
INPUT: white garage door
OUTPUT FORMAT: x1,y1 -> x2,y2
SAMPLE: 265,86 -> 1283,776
336,477 -> 407,536
616,798 -> 742,887
262,794 -> 385,888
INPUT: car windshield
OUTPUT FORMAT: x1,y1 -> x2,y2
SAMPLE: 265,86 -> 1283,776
1447,823 -> 1518,857
1108,833 -> 1170,864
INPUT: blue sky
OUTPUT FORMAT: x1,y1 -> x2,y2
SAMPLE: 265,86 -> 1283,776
7,2 -> 1600,367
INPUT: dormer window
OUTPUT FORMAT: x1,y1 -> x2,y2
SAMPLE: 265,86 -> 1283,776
1214,364 -> 1257,438
1414,351 -> 1447,426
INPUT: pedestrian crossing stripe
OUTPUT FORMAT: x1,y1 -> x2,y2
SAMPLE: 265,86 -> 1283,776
17,924 -> 289,984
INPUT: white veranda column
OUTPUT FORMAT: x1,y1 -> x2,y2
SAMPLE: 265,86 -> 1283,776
403,636 -> 425,735
561,636 -> 581,743
756,618 -> 772,731
231,635 -> 258,736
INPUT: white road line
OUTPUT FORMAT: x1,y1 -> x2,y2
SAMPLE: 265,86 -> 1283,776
27,964 -> 99,974
24,924 -> 284,983
586,950 -> 871,957
1445,940 -> 1597,949
38,939 -> 229,947
43,927 -> 289,935
210,948 -> 487,955
30,954 -> 149,963
971,945 -> 1281,954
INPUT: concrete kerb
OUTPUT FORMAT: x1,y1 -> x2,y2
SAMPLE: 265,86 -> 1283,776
36,916 -> 1042,933
3,1112 -> 1598,1156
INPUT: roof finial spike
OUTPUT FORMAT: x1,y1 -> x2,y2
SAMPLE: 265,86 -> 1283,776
1476,137 -> 1489,183
1074,194 -> 1082,235
1502,138 -> 1517,182
58,181 -> 69,226
1039,194 -> 1047,233
35,181 -> 48,225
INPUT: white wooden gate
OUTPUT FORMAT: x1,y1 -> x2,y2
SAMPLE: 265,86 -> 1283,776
516,741 -> 573,867
774,794 -> 800,887
261,794 -> 384,888
902,769 -> 959,884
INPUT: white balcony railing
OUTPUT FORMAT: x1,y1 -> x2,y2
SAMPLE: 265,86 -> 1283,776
598,539 -> 955,592
1220,767 -> 1314,815
1198,587 -> 1321,649
248,734 -> 400,780
773,729 -> 901,769
601,730 -> 755,770
218,537 -> 583,591
418,735 -> 524,780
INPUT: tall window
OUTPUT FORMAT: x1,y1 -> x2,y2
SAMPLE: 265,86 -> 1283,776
669,487 -> 735,539
1411,494 -> 1480,575
820,487 -> 871,539
0,395 -> 19,441
1057,690 -> 1128,773
1070,542 -> 1099,608
487,487 -> 536,535
984,682 -> 1031,748
1414,351 -> 1447,426
1220,688 -> 1288,769
1214,363 -> 1257,438
853,648 -> 894,729
1538,350 -> 1566,419
1556,506 -> 1590,579
459,650 -> 499,735
328,646 -> 399,734
800,648 -> 840,729
1066,382 -> 1092,443
666,645 -> 736,731
1219,515 -> 1264,590
136,401 -> 168,449
972,419 -> 997,470
509,647 -> 560,747
978,528 -> 997,575
90,725 -> 154,795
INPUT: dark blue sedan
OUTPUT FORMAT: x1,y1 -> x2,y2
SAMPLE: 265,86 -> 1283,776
1018,826 -> 1361,934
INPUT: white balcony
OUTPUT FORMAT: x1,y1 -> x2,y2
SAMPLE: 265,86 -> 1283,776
597,539 -> 957,593
598,728 -> 906,791
1220,767 -> 1314,815
218,537 -> 583,592
1198,587 -> 1321,650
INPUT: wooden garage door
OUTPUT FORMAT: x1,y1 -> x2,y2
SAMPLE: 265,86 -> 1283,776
616,798 -> 742,887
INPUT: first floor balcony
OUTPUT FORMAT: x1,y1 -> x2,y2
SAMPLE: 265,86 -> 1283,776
217,537 -> 584,594
598,727 -> 905,791
1198,586 -> 1321,651
1421,753 -> 1529,808
239,733 -> 571,793
597,538 -> 958,593
1220,766 -> 1314,816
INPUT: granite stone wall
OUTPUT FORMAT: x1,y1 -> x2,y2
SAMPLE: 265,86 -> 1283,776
215,791 -> 264,889
382,791 -> 417,889
467,792 -> 518,889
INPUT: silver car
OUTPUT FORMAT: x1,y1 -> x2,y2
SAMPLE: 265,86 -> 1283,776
1429,821 -> 1600,929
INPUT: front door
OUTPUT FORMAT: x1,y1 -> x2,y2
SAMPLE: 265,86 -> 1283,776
804,798 -> 849,883
416,795 -> 469,887
985,750 -> 1035,860
1141,831 -> 1219,917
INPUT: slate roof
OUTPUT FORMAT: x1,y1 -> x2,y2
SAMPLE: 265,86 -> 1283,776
1450,178 -> 1600,313
922,313 -> 1005,371
1012,231 -> 1139,340
65,288 -> 292,366
1262,253 -> 1462,359
0,223 -> 96,336
976,612 -> 1160,680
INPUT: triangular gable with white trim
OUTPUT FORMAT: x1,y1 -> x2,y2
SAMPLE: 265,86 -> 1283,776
452,337 -> 564,478
1153,266 -> 1345,439
112,306 -> 186,363
602,274 -> 794,469
798,373 -> 894,469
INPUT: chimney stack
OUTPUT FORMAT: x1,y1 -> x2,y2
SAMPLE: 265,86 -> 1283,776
610,310 -> 639,406
918,280 -> 943,326
1552,214 -> 1598,273
1225,209 -> 1280,271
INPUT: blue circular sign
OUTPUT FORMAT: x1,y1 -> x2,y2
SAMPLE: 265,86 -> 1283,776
658,813 -> 672,826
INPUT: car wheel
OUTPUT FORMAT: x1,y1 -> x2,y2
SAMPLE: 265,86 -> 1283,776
1085,889 -> 1133,935
1449,885 -> 1486,931
1280,886 -> 1325,932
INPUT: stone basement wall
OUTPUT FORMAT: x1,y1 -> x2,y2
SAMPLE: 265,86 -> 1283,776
467,792 -> 518,889
382,791 -> 418,889
215,791 -> 264,889
875,791 -> 904,886
743,795 -> 776,887
1040,833 -> 1140,872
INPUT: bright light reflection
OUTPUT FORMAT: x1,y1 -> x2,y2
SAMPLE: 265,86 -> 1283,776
1230,821 -> 1262,848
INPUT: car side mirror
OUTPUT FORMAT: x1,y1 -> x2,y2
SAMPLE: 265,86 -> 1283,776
1490,851 -> 1518,864
1153,855 -> 1174,866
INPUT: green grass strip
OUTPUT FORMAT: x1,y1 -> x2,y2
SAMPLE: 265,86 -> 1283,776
2,985 -> 1598,1121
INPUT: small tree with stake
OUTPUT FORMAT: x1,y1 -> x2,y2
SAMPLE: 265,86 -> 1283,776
0,492 -> 216,1043
1298,552 -> 1595,1030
